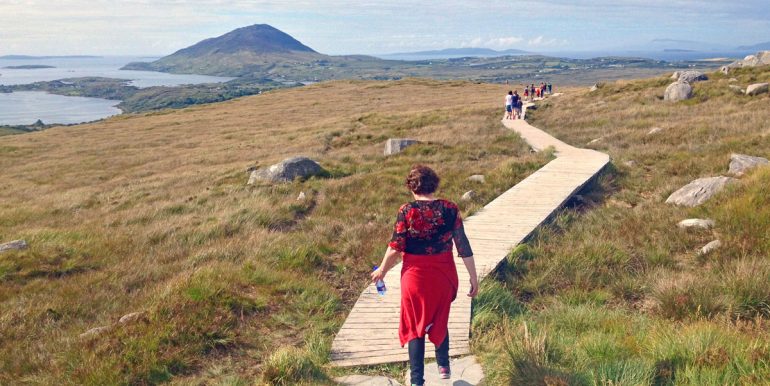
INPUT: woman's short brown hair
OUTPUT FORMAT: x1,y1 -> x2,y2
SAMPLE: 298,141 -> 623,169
406,164 -> 440,194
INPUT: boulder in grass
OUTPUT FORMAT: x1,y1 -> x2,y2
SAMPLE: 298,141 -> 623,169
589,83 -> 599,92
728,85 -> 744,94
699,240 -> 722,256
647,127 -> 665,135
79,326 -> 110,339
467,175 -> 485,184
384,138 -> 420,156
678,71 -> 708,84
677,219 -> 715,230
664,81 -> 693,102
746,83 -> 769,96
461,190 -> 476,201
0,239 -> 28,253
665,176 -> 736,207
728,153 -> 769,176
249,156 -> 326,184
671,71 -> 680,80
118,312 -> 147,325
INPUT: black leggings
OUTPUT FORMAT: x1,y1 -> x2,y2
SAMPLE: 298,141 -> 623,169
408,335 -> 449,385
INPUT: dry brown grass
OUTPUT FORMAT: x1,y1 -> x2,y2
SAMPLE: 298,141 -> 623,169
0,79 -> 548,383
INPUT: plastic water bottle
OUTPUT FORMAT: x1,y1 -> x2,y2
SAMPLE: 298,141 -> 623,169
373,266 -> 387,296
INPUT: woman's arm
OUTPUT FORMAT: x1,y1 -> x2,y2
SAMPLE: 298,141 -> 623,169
461,256 -> 479,298
370,246 -> 401,283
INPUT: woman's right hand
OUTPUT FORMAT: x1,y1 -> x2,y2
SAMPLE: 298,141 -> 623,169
370,267 -> 385,283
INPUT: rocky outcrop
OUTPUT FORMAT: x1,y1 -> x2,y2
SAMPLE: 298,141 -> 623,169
461,190 -> 476,201
722,51 -> 770,73
677,219 -> 715,229
589,83 -> 599,92
746,83 -> 769,96
729,153 -> 769,176
384,138 -> 420,156
729,85 -> 744,94
665,176 -> 736,207
678,71 -> 708,83
664,81 -> 693,102
248,156 -> 326,184
671,71 -> 680,80
0,239 -> 28,253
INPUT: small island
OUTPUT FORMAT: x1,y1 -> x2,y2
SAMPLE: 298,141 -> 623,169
3,65 -> 57,69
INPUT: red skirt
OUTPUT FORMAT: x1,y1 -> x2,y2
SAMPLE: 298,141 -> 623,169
399,251 -> 458,347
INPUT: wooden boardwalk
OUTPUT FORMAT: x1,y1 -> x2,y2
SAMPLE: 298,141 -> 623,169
330,101 -> 610,367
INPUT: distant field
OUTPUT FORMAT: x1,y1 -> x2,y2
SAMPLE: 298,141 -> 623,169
0,79 -> 548,384
475,66 -> 770,384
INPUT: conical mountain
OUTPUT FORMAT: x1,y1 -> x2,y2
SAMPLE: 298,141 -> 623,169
122,24 -> 326,76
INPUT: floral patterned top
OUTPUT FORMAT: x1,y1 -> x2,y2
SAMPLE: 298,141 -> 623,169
388,199 -> 473,258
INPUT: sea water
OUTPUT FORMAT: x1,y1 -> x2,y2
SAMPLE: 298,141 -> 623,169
0,56 -> 234,125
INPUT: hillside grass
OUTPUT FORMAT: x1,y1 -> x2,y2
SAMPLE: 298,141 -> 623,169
475,67 -> 770,384
0,79 -> 548,384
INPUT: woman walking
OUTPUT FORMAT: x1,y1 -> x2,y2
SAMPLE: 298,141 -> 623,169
505,90 -> 514,119
371,165 -> 479,386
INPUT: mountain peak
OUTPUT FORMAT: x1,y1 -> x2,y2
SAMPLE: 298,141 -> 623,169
174,24 -> 317,57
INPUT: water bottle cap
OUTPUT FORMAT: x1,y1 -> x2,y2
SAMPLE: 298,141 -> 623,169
373,265 -> 378,271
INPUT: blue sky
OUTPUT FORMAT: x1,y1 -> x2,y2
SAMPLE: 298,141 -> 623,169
1,0 -> 769,56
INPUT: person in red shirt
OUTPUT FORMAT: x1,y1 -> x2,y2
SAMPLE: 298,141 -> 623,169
371,165 -> 479,386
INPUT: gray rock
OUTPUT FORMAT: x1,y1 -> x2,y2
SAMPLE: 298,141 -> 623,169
297,191 -> 306,201
79,326 -> 110,339
589,84 -> 599,92
664,81 -> 693,102
728,85 -> 744,94
746,83 -> 769,96
665,176 -> 736,207
384,138 -> 420,156
678,71 -> 708,83
647,127 -> 664,135
336,375 -> 402,386
461,190 -> 476,201
249,156 -> 325,183
624,160 -> 637,167
729,153 -> 769,176
699,240 -> 722,256
728,78 -> 738,83
720,66 -> 730,75
671,71 -> 680,79
677,219 -> 715,229
724,51 -> 770,70
410,356 -> 485,386
118,312 -> 146,324
0,239 -> 28,253
587,137 -> 603,145
467,175 -> 485,183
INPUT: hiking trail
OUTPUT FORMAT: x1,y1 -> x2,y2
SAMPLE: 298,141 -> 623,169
330,97 -> 610,368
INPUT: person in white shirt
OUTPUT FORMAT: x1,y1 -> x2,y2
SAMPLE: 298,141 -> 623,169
504,91 -> 513,119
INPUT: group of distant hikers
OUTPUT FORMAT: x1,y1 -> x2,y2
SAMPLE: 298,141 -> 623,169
504,82 -> 553,120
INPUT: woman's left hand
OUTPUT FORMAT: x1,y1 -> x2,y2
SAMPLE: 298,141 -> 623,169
467,279 -> 479,298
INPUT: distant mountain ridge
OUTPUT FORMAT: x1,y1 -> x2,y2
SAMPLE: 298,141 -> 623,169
379,47 -> 529,60
737,41 -> 770,51
122,24 -> 326,76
